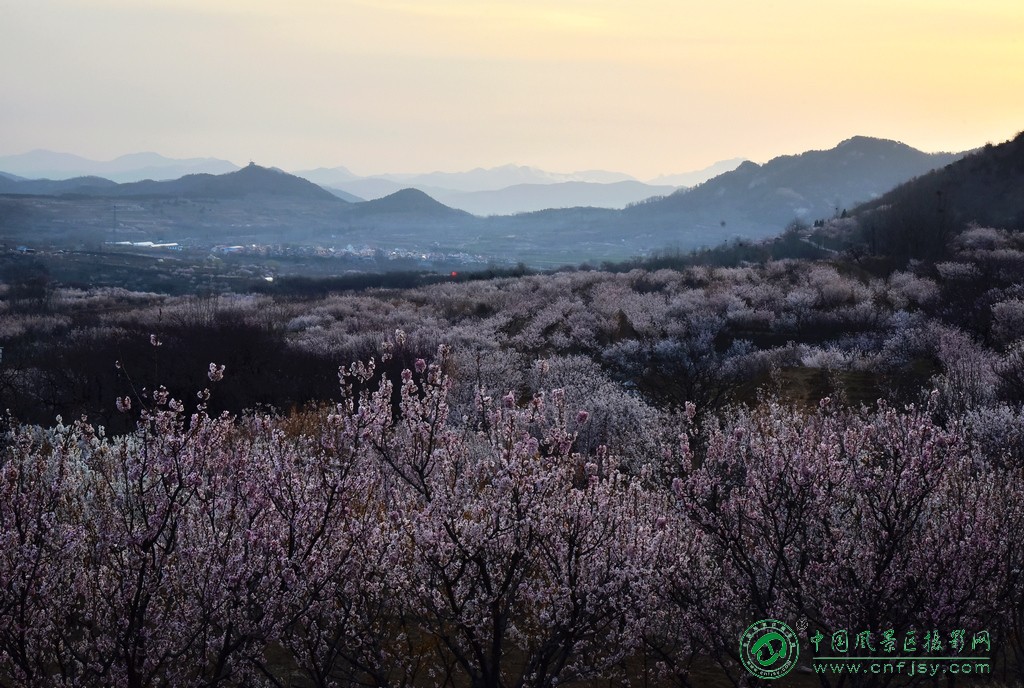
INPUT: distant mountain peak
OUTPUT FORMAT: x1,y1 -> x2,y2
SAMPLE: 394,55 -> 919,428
363,187 -> 467,216
834,135 -> 916,153
837,134 -> 885,145
175,164 -> 338,200
381,187 -> 448,208
650,158 -> 748,187
237,162 -> 283,175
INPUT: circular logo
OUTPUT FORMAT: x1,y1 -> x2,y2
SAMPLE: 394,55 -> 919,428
739,619 -> 800,680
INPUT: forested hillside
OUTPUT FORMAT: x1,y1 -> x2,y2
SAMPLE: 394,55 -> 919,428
815,130 -> 1024,263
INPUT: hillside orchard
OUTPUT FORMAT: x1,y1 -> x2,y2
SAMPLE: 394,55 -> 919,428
3,227 -> 1024,685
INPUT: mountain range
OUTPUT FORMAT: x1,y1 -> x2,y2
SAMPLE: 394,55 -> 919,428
0,150 -> 240,183
300,163 -> 644,193
0,136 -> 972,265
0,151 -> 746,216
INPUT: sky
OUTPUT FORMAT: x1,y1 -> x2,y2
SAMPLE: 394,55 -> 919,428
2,0 -> 1023,180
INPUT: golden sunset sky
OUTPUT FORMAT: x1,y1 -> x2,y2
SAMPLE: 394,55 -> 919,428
2,0 -> 1023,178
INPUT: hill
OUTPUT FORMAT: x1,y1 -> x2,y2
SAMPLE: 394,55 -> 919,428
824,131 -> 1024,261
0,165 -> 348,250
329,188 -> 479,249
351,188 -> 469,218
0,163 -> 341,202
110,163 -> 342,201
622,136 -> 963,243
0,175 -> 120,195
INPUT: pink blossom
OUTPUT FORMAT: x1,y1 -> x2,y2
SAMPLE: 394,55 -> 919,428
207,362 -> 225,382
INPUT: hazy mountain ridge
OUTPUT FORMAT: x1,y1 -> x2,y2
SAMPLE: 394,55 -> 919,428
381,164 -> 578,192
293,165 -> 360,187
649,158 -> 747,187
297,163 -> 726,215
0,150 -> 240,182
429,180 -> 679,215
323,187 -> 365,203
324,177 -> 680,216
